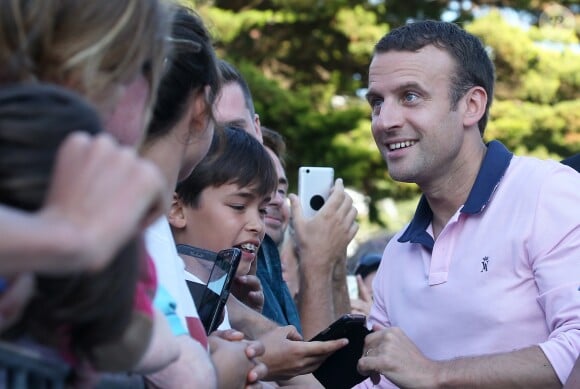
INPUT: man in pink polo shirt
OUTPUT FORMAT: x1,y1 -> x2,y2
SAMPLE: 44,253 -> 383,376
357,20 -> 580,388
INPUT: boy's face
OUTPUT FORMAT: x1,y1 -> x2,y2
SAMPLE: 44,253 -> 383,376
178,182 -> 270,277
264,147 -> 290,246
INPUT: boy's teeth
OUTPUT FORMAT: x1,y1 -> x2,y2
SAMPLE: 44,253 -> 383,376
240,243 -> 256,253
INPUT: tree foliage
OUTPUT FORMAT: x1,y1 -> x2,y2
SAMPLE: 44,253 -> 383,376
189,0 -> 579,226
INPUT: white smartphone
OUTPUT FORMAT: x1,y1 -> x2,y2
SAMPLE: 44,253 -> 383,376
298,166 -> 334,218
346,275 -> 359,300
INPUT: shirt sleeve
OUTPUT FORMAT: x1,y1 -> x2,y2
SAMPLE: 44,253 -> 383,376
530,167 -> 580,384
153,285 -> 188,337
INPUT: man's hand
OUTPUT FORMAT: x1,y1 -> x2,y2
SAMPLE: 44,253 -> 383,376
40,132 -> 167,273
0,273 -> 34,331
258,325 -> 348,381
289,178 -> 358,272
358,325 -> 439,387
350,275 -> 373,316
231,275 -> 264,313
210,330 -> 268,389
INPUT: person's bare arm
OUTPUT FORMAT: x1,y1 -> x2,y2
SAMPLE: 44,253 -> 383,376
0,133 -> 166,275
209,331 -> 268,389
275,373 -> 323,388
145,335 -> 217,388
359,326 -> 560,388
257,326 -> 348,381
289,178 -> 358,339
332,256 -> 351,318
133,308 -> 180,373
564,356 -> 580,389
227,294 -> 279,339
227,295 -> 348,381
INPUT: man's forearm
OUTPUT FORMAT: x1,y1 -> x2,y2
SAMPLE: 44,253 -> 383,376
145,335 -> 216,388
227,295 -> 278,339
332,257 -> 351,318
435,346 -> 560,389
298,262 -> 334,339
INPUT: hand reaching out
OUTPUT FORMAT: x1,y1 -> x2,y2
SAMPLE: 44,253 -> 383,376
210,329 -> 268,389
232,274 -> 264,313
257,325 -> 348,381
350,275 -> 373,316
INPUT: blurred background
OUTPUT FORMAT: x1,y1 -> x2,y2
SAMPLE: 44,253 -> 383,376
185,0 -> 579,244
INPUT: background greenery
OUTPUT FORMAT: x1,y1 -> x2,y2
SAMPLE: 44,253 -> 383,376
185,0 -> 579,236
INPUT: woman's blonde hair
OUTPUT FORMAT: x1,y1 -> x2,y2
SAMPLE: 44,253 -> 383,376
0,0 -> 171,112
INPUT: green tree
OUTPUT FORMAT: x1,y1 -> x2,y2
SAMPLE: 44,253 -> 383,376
189,0 -> 579,228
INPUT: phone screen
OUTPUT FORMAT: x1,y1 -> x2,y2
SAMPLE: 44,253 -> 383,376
179,245 -> 241,334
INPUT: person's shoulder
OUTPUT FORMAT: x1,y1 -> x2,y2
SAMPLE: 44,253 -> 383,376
510,155 -> 577,180
561,154 -> 580,173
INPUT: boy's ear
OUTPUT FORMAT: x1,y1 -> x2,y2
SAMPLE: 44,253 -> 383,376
168,192 -> 187,229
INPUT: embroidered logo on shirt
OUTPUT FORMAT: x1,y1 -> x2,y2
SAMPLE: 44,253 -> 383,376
481,256 -> 489,272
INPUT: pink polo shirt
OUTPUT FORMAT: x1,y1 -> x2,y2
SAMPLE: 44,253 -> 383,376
359,141 -> 580,387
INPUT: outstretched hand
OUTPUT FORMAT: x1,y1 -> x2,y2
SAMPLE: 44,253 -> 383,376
350,275 -> 373,316
41,132 -> 167,273
258,325 -> 348,381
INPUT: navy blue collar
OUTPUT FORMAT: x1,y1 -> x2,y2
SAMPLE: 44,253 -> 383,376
398,141 -> 513,250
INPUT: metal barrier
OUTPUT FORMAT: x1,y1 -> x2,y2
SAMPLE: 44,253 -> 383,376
0,340 -> 70,389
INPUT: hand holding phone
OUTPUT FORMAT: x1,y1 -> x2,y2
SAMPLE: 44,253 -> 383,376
298,166 -> 334,218
310,314 -> 371,388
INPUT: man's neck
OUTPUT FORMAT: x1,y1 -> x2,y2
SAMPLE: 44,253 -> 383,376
423,140 -> 487,240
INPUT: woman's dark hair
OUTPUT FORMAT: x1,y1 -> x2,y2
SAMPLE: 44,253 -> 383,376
145,6 -> 221,142
176,127 -> 277,208
0,83 -> 139,366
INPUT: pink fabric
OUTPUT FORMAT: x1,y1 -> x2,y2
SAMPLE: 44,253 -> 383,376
357,157 -> 580,387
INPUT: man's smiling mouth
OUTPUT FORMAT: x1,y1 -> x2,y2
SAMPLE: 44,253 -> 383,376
388,140 -> 416,151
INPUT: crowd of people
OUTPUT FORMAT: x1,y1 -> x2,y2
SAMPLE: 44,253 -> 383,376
0,0 -> 578,388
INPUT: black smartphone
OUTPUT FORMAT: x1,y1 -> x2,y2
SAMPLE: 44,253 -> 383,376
310,314 -> 371,389
310,313 -> 367,342
178,245 -> 242,334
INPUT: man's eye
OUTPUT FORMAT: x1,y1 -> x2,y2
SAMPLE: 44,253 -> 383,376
403,93 -> 419,103
369,99 -> 382,115
229,204 -> 244,211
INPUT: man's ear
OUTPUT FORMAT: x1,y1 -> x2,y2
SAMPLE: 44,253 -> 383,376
168,192 -> 187,229
462,86 -> 487,128
253,113 -> 263,143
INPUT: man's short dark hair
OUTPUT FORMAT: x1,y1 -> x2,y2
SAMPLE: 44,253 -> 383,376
375,20 -> 495,135
218,59 -> 256,117
261,126 -> 287,168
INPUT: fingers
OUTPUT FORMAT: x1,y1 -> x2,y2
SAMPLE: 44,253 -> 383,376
0,273 -> 35,331
284,325 -> 304,341
43,132 -> 167,272
308,338 -> 349,356
357,275 -> 372,302
212,329 -> 245,342
245,340 -> 265,359
247,360 -> 268,384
